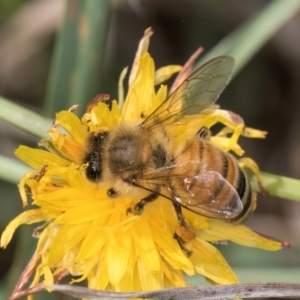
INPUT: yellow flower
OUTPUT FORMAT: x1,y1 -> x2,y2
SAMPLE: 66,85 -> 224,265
1,28 -> 282,296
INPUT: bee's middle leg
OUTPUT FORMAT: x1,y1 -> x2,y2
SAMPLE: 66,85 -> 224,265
127,193 -> 159,215
173,203 -> 196,256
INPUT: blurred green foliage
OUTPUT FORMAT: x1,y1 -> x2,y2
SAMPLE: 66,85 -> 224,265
0,0 -> 23,18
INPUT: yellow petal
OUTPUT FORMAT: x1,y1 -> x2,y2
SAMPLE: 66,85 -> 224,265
118,67 -> 128,109
130,263 -> 143,291
116,267 -> 136,292
191,238 -> 238,284
44,266 -> 54,288
15,146 -> 70,169
48,130 -> 83,163
129,27 -> 153,87
89,264 -> 110,290
48,223 -> 90,265
199,220 -> 282,250
56,111 -> 87,144
32,263 -> 44,287
144,84 -> 167,117
151,222 -> 193,273
54,200 -> 112,224
162,259 -> 186,287
123,53 -> 155,120
210,136 -> 244,156
76,226 -> 108,260
108,100 -> 122,127
131,217 -> 160,271
1,209 -> 44,248
106,232 -> 132,285
91,102 -> 111,129
137,257 -> 164,290
243,127 -> 267,138
155,65 -> 182,86
72,254 -> 99,283
18,170 -> 36,206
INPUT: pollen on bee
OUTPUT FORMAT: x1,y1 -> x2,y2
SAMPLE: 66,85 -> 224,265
175,223 -> 196,242
138,139 -> 153,165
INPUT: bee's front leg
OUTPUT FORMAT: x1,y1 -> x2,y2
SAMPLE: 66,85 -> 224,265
127,193 -> 159,215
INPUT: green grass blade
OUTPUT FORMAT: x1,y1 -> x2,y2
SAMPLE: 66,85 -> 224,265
0,155 -> 31,184
197,0 -> 300,75
250,172 -> 300,202
0,96 -> 51,138
69,0 -> 111,115
44,0 -> 84,116
45,0 -> 111,116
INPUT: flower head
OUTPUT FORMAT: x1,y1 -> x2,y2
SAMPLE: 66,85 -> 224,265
1,28 -> 282,296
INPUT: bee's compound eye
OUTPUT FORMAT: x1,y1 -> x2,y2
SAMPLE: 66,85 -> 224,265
107,188 -> 118,198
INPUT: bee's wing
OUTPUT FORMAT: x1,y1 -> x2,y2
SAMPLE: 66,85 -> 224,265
174,170 -> 243,219
142,56 -> 235,129
134,169 -> 243,220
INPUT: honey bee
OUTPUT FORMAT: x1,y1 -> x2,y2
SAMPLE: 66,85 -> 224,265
82,56 -> 256,252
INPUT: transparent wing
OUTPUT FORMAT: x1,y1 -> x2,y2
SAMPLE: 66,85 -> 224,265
172,170 -> 243,219
134,169 -> 243,220
142,56 -> 235,129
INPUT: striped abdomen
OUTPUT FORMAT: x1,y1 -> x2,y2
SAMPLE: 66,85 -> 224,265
174,139 -> 254,223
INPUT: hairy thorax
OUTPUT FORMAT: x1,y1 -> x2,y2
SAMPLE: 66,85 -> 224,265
102,122 -> 171,195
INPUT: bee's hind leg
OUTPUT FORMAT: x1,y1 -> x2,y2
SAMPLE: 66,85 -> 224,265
127,193 -> 159,215
173,203 -> 196,257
